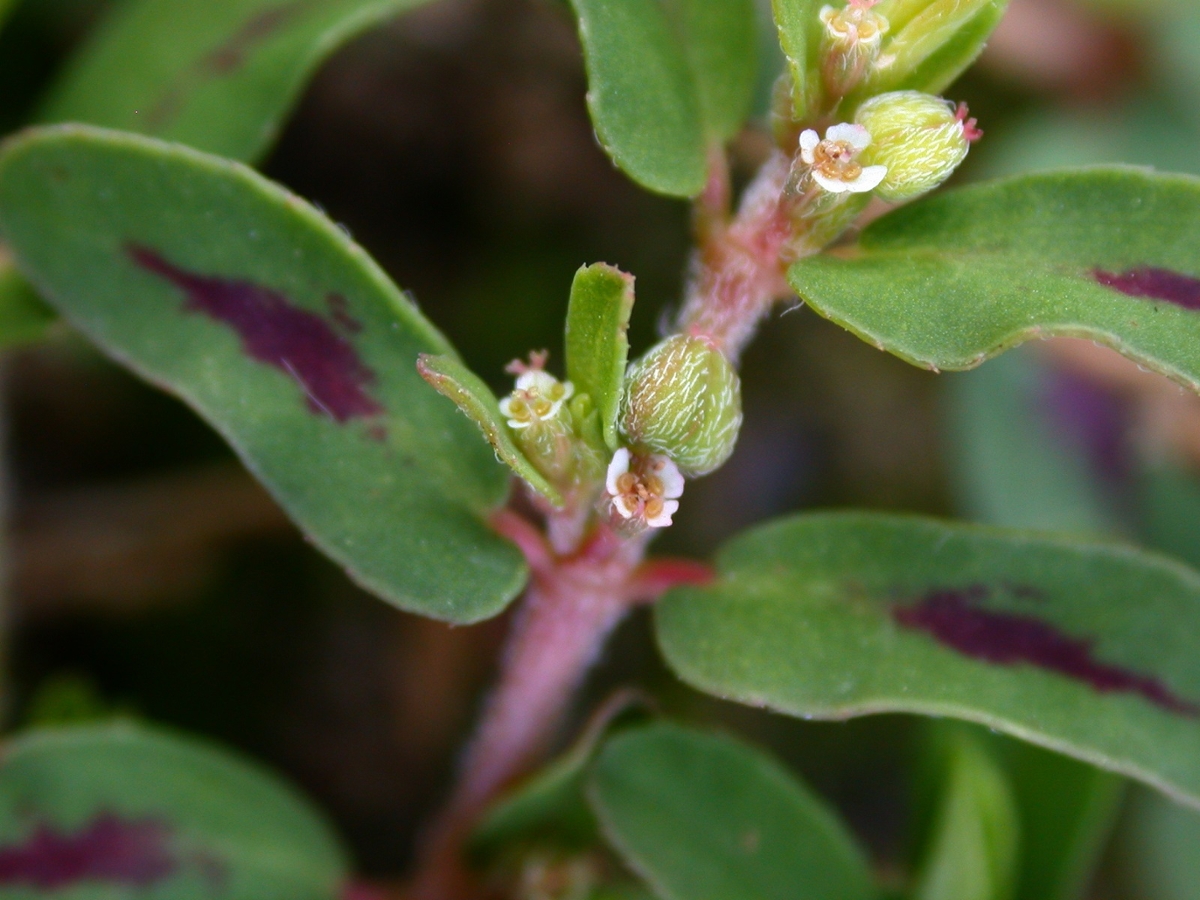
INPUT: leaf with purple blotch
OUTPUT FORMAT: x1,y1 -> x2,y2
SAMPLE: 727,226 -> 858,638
0,125 -> 525,623
656,511 -> 1200,809
39,0 -> 437,164
789,169 -> 1200,395
0,722 -> 347,899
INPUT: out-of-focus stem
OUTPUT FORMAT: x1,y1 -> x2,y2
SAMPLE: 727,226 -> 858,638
408,524 -> 651,900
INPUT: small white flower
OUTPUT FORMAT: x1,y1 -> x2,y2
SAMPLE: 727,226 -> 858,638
499,370 -> 574,429
605,448 -> 684,529
798,124 -> 888,194
819,0 -> 888,47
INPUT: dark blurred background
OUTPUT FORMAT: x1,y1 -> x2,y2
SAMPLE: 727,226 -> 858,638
0,0 -> 1198,893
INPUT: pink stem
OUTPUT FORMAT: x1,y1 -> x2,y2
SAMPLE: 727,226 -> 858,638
677,152 -> 797,362
409,530 -> 648,900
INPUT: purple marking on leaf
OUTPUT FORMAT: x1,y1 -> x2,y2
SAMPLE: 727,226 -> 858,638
201,0 -> 317,75
326,294 -> 364,334
0,812 -> 176,889
1093,267 -> 1200,311
893,587 -> 1200,717
146,0 -> 318,128
127,245 -> 384,424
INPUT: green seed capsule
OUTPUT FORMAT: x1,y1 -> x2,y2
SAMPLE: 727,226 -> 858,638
619,335 -> 742,477
855,90 -> 971,202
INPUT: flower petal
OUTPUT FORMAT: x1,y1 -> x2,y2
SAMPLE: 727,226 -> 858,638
799,129 -> 820,164
613,495 -> 638,519
812,170 -> 852,193
649,456 -> 685,499
646,499 -> 679,528
845,164 -> 888,192
826,122 -> 870,150
606,447 -> 631,496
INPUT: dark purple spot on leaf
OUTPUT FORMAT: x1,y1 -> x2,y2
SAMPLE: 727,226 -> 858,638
127,245 -> 384,423
326,293 -> 364,334
1093,267 -> 1200,311
0,812 -> 176,889
146,0 -> 317,128
202,0 -> 317,74
893,587 -> 1200,716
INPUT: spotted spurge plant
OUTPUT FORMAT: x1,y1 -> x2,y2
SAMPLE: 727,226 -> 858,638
0,0 -> 1199,897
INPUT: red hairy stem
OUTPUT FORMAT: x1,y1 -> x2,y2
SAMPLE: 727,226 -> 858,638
409,525 -> 651,900
676,150 -> 801,363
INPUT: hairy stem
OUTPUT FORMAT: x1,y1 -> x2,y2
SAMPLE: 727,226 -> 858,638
409,525 -> 650,900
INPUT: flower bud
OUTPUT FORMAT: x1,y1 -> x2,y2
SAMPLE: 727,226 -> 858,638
819,1 -> 890,99
619,335 -> 742,477
854,90 -> 971,202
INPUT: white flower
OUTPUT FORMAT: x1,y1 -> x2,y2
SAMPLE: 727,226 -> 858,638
799,124 -> 888,194
605,448 -> 684,529
819,0 -> 888,47
499,370 -> 574,429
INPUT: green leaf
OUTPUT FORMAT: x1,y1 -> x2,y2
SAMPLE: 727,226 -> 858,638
0,125 -> 525,623
656,511 -> 1200,808
0,253 -> 56,347
568,0 -> 707,197
789,169 -> 1200,393
671,0 -> 760,142
0,722 -> 347,898
38,0 -> 433,164
771,0 -> 821,121
993,736 -> 1122,900
588,722 -> 877,900
564,263 -> 635,451
1121,787 -> 1200,900
418,353 -> 563,506
943,350 -> 1119,535
1139,462 -> 1200,571
913,729 -> 1019,900
860,0 -> 1009,101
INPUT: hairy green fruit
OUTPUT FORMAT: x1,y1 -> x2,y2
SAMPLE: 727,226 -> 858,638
619,334 -> 742,477
855,90 -> 971,202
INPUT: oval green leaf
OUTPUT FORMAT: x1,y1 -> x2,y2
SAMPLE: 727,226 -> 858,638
569,0 -> 707,197
673,0 -> 760,142
656,511 -> 1200,808
0,722 -> 346,898
0,125 -> 524,623
789,169 -> 1200,393
39,0 -> 433,163
588,722 -> 877,900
